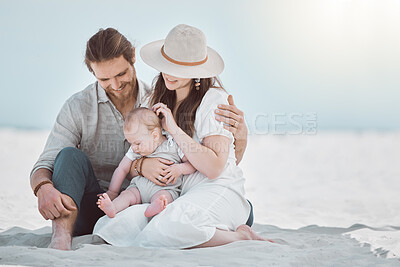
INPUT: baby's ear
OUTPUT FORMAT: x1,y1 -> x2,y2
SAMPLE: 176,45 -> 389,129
151,129 -> 160,139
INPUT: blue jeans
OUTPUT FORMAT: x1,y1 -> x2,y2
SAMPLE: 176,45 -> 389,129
52,147 -> 254,237
52,147 -> 105,236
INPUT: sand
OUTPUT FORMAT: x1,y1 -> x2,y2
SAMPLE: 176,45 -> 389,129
0,129 -> 399,266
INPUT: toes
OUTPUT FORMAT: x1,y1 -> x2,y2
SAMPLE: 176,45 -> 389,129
158,195 -> 168,206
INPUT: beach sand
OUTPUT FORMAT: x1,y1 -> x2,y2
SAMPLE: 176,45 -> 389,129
0,129 -> 399,266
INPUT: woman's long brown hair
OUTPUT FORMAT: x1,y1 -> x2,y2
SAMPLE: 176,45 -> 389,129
150,73 -> 224,137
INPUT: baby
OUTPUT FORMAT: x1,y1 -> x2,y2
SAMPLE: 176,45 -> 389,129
97,107 -> 196,218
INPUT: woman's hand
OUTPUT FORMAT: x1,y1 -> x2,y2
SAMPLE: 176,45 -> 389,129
152,103 -> 179,135
141,157 -> 174,186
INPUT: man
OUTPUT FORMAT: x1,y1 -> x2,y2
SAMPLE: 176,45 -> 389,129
30,28 -> 249,250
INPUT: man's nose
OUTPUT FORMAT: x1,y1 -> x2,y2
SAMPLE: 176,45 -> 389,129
111,78 -> 120,90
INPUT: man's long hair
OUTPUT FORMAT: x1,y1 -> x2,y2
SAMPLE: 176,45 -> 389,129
84,28 -> 134,73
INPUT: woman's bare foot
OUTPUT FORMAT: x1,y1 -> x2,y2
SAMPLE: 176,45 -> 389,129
145,195 -> 168,217
97,193 -> 117,218
236,225 -> 275,243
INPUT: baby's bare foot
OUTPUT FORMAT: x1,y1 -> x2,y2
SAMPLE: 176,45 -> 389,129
97,193 -> 116,218
145,195 -> 168,217
236,225 -> 274,243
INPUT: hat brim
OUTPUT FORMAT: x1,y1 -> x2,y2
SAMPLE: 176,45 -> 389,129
140,40 -> 224,79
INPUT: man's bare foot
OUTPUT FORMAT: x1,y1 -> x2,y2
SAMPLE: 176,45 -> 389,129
97,193 -> 117,218
48,230 -> 72,250
145,195 -> 168,217
236,225 -> 275,243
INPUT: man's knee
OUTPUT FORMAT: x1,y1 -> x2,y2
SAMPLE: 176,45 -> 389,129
53,147 -> 93,180
55,147 -> 89,165
52,147 -> 98,207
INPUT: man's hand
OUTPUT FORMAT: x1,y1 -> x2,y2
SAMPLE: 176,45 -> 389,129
215,95 -> 248,164
215,95 -> 248,141
37,183 -> 77,220
141,157 -> 174,186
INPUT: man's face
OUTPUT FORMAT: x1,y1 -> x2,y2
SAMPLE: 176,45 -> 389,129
90,55 -> 136,101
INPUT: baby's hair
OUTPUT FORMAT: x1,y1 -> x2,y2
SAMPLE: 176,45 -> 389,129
124,107 -> 161,132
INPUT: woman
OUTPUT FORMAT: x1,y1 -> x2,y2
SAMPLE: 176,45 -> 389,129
131,24 -> 270,248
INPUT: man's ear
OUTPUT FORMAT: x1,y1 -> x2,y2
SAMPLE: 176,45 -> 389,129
89,63 -> 96,76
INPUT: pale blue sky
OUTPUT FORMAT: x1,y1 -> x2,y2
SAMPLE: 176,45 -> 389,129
1,0 -> 399,131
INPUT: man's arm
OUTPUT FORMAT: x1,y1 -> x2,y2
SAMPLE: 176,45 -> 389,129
31,168 -> 76,220
215,95 -> 248,164
30,168 -> 52,191
31,99 -> 82,220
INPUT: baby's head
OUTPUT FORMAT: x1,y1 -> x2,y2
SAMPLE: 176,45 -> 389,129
124,107 -> 163,156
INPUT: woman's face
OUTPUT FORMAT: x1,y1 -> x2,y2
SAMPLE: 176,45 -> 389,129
162,73 -> 191,92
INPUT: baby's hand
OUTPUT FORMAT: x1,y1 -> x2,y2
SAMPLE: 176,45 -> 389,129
162,164 -> 182,185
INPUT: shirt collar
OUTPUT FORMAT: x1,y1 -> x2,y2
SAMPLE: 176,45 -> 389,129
96,82 -> 110,104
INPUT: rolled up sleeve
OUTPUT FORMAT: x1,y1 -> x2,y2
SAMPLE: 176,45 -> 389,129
30,99 -> 82,178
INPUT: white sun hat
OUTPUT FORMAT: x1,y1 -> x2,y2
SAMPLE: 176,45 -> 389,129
140,24 -> 224,78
